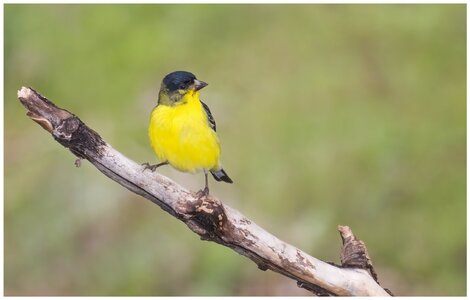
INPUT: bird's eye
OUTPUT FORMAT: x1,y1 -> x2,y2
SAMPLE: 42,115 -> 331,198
179,80 -> 193,90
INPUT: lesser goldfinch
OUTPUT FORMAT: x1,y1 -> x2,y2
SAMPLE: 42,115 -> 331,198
144,71 -> 233,195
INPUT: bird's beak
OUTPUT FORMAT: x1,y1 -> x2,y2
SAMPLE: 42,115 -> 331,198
194,79 -> 208,91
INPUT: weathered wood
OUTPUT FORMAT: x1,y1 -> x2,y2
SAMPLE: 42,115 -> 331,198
17,87 -> 391,296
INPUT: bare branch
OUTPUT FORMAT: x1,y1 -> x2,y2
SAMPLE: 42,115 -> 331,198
17,87 -> 391,296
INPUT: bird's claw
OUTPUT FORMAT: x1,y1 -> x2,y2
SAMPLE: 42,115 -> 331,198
196,187 -> 210,199
142,162 -> 158,172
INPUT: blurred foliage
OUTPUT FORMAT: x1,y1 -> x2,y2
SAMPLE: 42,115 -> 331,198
4,4 -> 466,296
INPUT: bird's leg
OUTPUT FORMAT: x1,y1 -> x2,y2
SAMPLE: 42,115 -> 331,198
197,170 -> 210,198
142,161 -> 168,172
204,170 -> 209,195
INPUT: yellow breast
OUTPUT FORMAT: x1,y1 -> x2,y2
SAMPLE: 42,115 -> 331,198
148,92 -> 221,173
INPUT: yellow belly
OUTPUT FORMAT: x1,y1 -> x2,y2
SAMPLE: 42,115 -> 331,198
148,97 -> 221,173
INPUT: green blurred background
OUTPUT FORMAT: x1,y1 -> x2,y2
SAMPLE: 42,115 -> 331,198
4,4 -> 466,296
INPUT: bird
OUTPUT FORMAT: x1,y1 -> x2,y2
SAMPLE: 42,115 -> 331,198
144,71 -> 233,196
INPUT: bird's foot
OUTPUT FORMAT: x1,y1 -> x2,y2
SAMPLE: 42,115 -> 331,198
196,187 -> 210,199
142,161 -> 169,172
142,162 -> 158,172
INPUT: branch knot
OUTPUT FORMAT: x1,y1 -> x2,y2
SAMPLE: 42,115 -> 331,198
182,195 -> 228,240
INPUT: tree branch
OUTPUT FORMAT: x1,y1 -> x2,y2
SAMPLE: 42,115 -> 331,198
17,87 -> 391,296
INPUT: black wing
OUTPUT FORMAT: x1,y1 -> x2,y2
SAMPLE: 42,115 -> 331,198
201,101 -> 216,132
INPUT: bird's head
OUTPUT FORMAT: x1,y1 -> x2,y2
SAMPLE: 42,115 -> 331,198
158,71 -> 208,105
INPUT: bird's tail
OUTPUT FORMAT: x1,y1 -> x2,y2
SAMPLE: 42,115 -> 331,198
211,168 -> 233,183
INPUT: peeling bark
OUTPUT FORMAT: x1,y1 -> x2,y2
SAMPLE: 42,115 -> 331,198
17,87 -> 392,296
